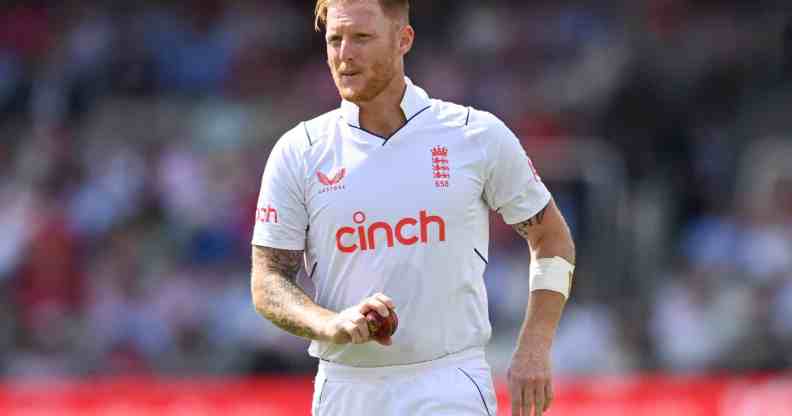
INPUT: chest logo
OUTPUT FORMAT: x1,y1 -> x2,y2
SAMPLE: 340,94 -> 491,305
335,210 -> 447,253
317,168 -> 347,193
431,146 -> 450,188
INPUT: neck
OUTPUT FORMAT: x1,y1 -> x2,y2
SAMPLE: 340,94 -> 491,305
356,75 -> 407,139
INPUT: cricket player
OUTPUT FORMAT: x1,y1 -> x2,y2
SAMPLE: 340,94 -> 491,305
251,1 -> 576,415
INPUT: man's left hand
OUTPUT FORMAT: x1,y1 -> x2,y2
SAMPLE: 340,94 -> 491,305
507,347 -> 553,416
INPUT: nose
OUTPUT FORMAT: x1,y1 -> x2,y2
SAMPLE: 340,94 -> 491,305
338,38 -> 357,63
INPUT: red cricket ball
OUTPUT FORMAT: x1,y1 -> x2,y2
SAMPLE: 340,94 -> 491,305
365,309 -> 398,342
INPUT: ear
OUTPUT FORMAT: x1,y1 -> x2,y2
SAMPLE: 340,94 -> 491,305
398,24 -> 415,56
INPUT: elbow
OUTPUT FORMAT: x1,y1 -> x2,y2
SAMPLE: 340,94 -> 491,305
250,279 -> 270,318
251,291 -> 263,315
251,293 -> 264,316
532,229 -> 576,265
251,291 -> 270,317
556,218 -> 576,265
568,239 -> 577,265
252,294 -> 274,322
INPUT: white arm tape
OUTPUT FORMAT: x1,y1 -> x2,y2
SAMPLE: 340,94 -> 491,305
529,256 -> 575,299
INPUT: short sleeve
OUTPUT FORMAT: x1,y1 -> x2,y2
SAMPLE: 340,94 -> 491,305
479,112 -> 551,225
251,128 -> 309,250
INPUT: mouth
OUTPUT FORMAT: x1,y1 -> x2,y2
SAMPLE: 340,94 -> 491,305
339,71 -> 361,78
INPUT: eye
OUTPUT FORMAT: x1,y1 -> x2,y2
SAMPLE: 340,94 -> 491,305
327,35 -> 342,45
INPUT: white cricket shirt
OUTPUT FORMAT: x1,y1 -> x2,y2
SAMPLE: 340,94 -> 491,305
252,77 -> 551,367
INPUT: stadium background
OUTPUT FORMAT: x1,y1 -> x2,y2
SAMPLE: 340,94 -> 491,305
0,0 -> 791,414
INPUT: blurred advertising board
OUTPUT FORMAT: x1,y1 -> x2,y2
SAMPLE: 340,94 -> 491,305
0,373 -> 789,415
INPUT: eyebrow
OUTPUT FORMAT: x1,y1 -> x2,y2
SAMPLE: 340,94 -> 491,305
326,30 -> 375,39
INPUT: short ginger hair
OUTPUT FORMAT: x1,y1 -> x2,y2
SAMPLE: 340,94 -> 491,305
314,0 -> 410,31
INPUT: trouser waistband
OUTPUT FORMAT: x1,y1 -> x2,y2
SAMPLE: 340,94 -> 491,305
318,347 -> 486,381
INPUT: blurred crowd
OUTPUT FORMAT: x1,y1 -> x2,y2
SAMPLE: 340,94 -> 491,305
1,0 -> 791,378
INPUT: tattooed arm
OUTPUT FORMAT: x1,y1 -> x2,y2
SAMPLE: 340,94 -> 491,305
251,245 -> 393,345
507,198 -> 576,416
512,199 -> 575,265
251,245 -> 335,341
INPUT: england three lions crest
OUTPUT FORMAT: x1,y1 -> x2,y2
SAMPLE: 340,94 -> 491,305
431,146 -> 449,188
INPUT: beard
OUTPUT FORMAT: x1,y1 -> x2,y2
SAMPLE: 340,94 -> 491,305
333,55 -> 397,103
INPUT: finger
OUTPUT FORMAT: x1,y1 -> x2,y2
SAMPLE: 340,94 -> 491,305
351,325 -> 368,344
350,312 -> 367,328
373,293 -> 396,310
348,314 -> 370,342
511,383 -> 524,416
335,329 -> 352,344
361,298 -> 391,317
356,316 -> 371,340
544,382 -> 553,412
522,387 -> 534,416
534,383 -> 545,416
358,297 -> 389,317
342,321 -> 360,344
508,374 -> 522,416
346,319 -> 368,344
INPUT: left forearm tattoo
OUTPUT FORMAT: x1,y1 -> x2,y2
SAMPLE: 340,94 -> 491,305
251,246 -> 321,340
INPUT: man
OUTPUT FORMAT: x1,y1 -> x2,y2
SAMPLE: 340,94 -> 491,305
250,1 -> 576,415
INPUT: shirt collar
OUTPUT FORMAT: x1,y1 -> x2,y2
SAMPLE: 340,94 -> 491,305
340,77 -> 431,128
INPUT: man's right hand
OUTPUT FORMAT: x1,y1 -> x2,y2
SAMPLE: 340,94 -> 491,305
320,293 -> 396,346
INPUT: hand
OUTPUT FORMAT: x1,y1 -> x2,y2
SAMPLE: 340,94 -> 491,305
507,347 -> 553,416
320,293 -> 396,346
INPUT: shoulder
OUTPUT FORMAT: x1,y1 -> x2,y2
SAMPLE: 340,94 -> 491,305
464,108 -> 520,156
465,107 -> 511,135
459,108 -> 523,165
427,99 -> 512,135
274,109 -> 342,155
427,98 -> 470,128
302,109 -> 342,147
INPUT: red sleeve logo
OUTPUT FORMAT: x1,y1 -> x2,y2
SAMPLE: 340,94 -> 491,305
255,204 -> 279,224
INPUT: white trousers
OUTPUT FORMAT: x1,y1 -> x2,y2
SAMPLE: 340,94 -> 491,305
311,347 -> 498,416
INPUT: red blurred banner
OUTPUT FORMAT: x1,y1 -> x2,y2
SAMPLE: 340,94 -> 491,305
0,373 -> 790,415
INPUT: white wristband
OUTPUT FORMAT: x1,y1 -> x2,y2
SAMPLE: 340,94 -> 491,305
529,256 -> 575,299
